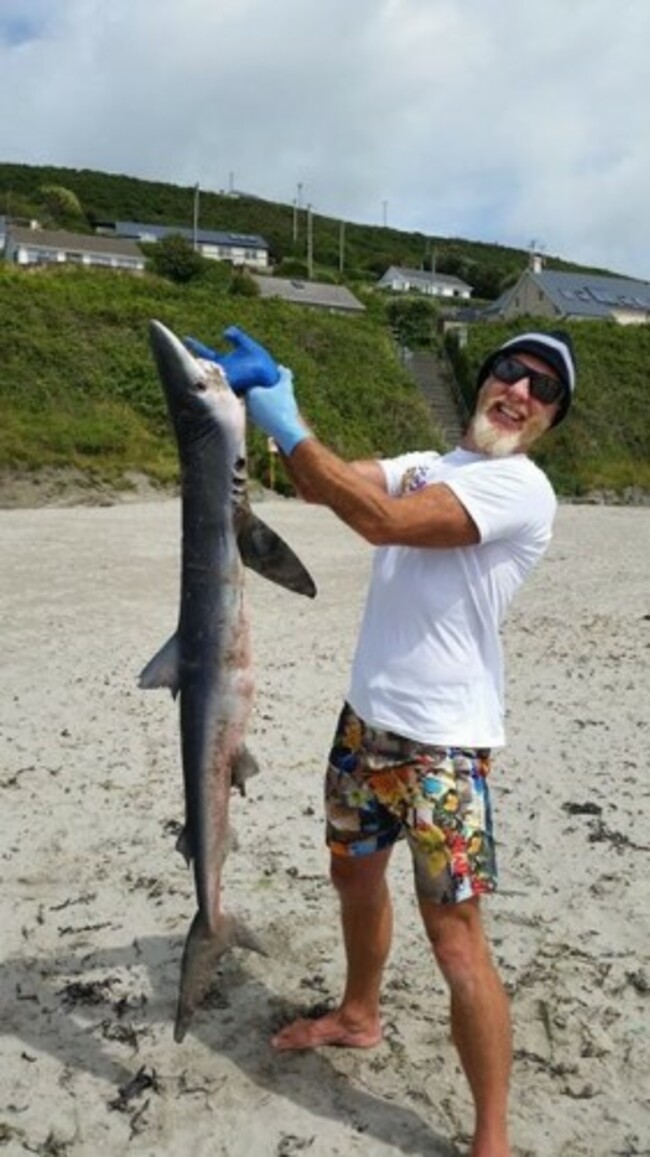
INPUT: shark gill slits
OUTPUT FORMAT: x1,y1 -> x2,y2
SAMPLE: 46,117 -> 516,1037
232,459 -> 247,498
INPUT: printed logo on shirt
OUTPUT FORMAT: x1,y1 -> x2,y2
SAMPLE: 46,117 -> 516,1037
399,465 -> 432,495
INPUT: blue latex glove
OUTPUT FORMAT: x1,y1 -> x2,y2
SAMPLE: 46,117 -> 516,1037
246,367 -> 310,456
184,325 -> 280,394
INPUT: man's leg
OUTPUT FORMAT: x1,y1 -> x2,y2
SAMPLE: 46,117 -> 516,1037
272,847 -> 393,1050
419,896 -> 511,1157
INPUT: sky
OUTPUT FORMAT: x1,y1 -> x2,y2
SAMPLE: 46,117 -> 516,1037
1,0 -> 649,278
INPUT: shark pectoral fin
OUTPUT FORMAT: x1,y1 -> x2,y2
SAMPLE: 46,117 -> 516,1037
231,746 -> 261,796
139,633 -> 181,697
236,511 -> 317,598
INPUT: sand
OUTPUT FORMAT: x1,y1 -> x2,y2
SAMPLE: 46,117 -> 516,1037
1,496 -> 649,1157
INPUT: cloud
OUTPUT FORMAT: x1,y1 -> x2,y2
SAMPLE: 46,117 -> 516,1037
0,0 -> 648,276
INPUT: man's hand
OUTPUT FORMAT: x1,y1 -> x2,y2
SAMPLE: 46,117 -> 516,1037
184,327 -> 309,455
246,367 -> 310,456
184,326 -> 280,394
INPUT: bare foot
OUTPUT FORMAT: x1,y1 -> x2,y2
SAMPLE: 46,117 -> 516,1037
271,1011 -> 383,1052
471,1135 -> 511,1157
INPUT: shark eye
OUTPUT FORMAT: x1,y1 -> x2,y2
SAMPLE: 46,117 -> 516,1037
195,375 -> 208,392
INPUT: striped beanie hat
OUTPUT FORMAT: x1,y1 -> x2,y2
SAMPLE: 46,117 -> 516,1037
476,330 -> 577,425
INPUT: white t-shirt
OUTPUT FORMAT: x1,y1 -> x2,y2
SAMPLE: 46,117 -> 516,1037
346,447 -> 557,748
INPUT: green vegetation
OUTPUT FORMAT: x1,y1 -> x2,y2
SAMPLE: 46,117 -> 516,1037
0,160 -> 648,499
142,234 -> 207,284
38,184 -> 86,227
0,160 -> 621,292
0,265 -> 438,492
386,296 -> 439,349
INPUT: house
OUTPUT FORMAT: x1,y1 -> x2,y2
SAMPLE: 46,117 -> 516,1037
377,265 -> 473,300
4,224 -> 146,271
252,275 -> 365,314
109,221 -> 269,269
0,215 -> 6,253
486,255 -> 650,325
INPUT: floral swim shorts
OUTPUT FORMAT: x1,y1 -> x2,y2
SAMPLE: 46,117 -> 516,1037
325,703 -> 497,905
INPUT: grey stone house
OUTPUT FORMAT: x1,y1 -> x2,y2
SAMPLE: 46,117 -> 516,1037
487,256 -> 650,325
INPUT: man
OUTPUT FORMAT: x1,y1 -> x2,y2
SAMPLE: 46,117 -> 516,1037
205,327 -> 577,1157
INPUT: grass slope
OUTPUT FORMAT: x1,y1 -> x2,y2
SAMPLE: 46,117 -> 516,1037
0,266 -> 439,491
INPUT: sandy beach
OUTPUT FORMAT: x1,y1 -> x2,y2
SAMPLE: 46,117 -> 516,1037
1,496 -> 649,1157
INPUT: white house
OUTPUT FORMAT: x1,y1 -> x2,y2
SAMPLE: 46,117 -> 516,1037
5,224 -> 145,271
110,221 -> 270,269
377,265 -> 473,300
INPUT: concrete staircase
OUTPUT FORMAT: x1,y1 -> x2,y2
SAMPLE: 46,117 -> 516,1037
402,348 -> 467,449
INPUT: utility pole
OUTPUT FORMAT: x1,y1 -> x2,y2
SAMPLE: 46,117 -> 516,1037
293,183 -> 304,248
382,200 -> 388,228
339,219 -> 346,275
192,182 -> 200,250
306,204 -> 314,279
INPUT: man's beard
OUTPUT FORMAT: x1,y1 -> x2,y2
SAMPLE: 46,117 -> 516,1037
468,406 -> 550,458
468,411 -> 526,457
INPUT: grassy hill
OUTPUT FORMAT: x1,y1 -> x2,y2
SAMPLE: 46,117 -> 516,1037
1,261 -> 648,500
0,264 -> 440,493
0,160 -> 621,296
0,161 -> 648,500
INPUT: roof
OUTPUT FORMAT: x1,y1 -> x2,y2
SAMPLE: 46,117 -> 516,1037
7,225 -> 143,258
487,268 -> 650,319
534,269 -> 650,317
378,265 -> 473,292
113,220 -> 268,249
252,275 -> 365,312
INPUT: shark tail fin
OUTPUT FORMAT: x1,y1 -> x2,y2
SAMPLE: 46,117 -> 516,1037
174,910 -> 267,1043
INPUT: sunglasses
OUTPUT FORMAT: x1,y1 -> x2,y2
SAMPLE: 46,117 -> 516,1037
490,355 -> 565,405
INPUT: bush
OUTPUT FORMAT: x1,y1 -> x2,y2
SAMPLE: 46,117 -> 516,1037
386,296 -> 438,348
39,184 -> 84,224
275,258 -> 309,278
144,234 -> 206,283
229,270 -> 260,297
197,259 -> 234,292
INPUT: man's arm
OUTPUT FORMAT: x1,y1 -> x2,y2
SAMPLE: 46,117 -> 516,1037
244,359 -> 478,548
283,454 -> 387,504
286,439 -> 479,548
